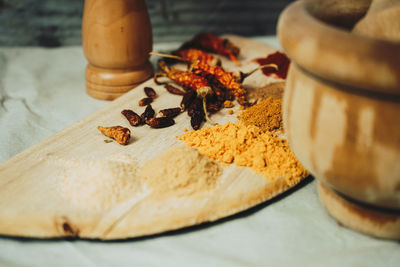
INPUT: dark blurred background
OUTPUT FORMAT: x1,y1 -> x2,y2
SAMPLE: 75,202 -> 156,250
0,0 -> 294,47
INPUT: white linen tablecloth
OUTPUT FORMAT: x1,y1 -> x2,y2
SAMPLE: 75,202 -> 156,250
0,37 -> 398,267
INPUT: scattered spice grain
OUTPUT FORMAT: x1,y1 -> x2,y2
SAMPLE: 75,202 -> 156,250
179,33 -> 240,63
224,100 -> 234,108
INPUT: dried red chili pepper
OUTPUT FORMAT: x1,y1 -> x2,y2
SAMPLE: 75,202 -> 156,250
155,59 -> 226,128
254,51 -> 290,79
191,60 -> 249,106
146,117 -> 175,128
121,109 -> 142,126
180,90 -> 197,111
155,61 -> 216,123
150,51 -> 249,105
164,84 -> 186,95
144,87 -> 157,99
97,126 -> 130,146
179,33 -> 240,63
150,52 -> 228,100
155,61 -> 212,92
159,107 -> 181,118
176,48 -> 220,66
187,97 -> 203,117
152,51 -> 275,108
141,104 -> 155,121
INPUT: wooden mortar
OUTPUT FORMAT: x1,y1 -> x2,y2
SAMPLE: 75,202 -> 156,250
82,0 -> 153,100
278,0 -> 400,239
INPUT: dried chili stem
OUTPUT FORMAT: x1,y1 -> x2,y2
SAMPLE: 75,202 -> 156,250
154,72 -> 168,85
151,51 -> 221,74
149,52 -> 188,63
197,87 -> 217,126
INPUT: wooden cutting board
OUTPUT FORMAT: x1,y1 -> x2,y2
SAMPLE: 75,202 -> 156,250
0,35 -> 305,240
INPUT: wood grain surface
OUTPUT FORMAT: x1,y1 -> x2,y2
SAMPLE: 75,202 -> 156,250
0,36 -> 306,240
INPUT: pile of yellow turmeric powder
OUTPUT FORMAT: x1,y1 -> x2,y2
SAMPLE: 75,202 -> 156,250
179,122 -> 308,185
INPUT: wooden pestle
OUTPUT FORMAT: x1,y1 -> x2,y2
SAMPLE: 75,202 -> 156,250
82,0 -> 153,100
353,0 -> 400,41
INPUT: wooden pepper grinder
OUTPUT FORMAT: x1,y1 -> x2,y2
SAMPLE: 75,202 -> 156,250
82,0 -> 153,100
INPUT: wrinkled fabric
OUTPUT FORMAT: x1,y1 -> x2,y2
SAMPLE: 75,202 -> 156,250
0,38 -> 398,267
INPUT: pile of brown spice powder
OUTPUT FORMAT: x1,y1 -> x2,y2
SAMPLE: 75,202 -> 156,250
179,122 -> 308,185
238,97 -> 282,132
247,81 -> 285,101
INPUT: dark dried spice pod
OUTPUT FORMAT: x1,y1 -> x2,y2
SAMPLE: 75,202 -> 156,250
139,97 -> 153,106
180,90 -> 196,110
212,85 -> 226,97
164,84 -> 186,95
187,97 -> 203,117
159,107 -> 181,118
144,87 -> 157,99
190,111 -> 205,130
207,102 -> 222,113
141,104 -> 155,121
206,95 -> 223,113
146,117 -> 175,128
121,109 -> 143,126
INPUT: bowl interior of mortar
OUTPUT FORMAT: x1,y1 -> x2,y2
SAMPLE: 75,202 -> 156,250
278,0 -> 400,97
304,0 -> 372,29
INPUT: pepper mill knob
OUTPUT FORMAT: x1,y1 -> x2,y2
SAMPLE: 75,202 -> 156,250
82,0 -> 153,100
